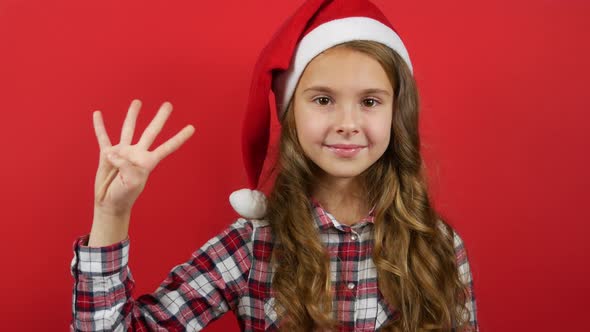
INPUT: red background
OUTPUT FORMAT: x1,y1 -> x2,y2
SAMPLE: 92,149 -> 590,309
1,0 -> 588,330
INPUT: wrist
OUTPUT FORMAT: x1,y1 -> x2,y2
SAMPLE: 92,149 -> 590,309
88,209 -> 131,247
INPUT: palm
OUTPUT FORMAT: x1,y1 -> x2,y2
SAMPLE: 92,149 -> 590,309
92,100 -> 195,216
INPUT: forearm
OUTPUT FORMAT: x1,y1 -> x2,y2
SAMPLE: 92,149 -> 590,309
71,235 -> 134,331
70,225 -> 245,331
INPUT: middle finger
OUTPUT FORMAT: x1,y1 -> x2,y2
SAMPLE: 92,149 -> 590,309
120,99 -> 142,146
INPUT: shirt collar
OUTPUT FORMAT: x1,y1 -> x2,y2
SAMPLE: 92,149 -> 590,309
309,196 -> 375,231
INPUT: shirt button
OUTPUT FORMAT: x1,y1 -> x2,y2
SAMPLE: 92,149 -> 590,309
351,234 -> 358,241
347,282 -> 356,290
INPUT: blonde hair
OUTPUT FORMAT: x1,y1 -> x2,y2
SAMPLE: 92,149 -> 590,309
265,40 -> 471,331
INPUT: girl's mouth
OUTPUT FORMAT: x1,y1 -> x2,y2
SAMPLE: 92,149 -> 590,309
324,144 -> 366,158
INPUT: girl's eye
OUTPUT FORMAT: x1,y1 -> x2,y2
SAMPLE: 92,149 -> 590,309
312,97 -> 379,107
313,97 -> 331,106
362,98 -> 380,108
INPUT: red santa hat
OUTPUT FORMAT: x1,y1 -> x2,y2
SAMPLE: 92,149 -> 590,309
230,0 -> 413,219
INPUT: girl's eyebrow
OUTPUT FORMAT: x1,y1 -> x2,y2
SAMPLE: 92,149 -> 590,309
302,85 -> 391,96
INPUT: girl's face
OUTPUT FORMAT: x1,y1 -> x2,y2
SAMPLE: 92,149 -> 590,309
293,46 -> 394,181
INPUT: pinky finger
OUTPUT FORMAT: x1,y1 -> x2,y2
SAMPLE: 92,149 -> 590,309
153,125 -> 195,162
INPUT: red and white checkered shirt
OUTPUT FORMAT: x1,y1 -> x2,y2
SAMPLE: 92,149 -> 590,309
71,199 -> 478,331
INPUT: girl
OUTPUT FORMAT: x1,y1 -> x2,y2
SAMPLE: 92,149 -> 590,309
71,0 -> 478,331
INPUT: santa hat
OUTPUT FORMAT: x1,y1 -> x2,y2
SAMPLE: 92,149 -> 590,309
229,0 -> 413,219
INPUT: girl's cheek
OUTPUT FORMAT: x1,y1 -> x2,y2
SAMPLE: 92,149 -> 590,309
365,120 -> 392,144
303,114 -> 330,132
296,115 -> 328,145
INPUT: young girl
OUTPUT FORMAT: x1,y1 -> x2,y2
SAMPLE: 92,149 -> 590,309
71,0 -> 478,331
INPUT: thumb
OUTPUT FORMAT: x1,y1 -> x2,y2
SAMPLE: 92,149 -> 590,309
106,152 -> 129,169
105,151 -> 147,185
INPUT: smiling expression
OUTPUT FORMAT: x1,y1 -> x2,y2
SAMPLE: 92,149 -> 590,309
292,46 -> 394,180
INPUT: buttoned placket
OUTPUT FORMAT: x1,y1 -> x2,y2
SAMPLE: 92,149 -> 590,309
344,227 -> 360,298
329,214 -> 366,329
346,229 -> 360,293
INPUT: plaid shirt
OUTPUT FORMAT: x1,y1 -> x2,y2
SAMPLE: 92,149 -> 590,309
71,199 -> 478,331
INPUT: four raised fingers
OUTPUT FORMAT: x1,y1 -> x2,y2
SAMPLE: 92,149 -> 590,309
94,100 -> 194,167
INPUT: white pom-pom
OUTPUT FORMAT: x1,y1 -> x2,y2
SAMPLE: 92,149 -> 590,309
229,188 -> 268,219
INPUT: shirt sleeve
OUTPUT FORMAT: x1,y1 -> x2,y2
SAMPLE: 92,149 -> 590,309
70,218 -> 254,331
453,230 -> 479,332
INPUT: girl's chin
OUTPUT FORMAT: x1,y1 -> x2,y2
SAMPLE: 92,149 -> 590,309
315,164 -> 369,180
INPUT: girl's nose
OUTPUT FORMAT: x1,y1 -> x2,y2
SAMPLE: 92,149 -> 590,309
335,104 -> 360,136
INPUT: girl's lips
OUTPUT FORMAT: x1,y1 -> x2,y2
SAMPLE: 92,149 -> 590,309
324,144 -> 366,158
327,144 -> 366,149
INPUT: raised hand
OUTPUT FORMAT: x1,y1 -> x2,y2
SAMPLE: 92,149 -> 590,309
92,99 -> 195,218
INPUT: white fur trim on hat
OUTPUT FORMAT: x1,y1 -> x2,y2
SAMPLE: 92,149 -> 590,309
273,16 -> 413,118
229,188 -> 268,219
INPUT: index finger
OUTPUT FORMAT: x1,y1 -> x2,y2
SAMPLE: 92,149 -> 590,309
152,125 -> 195,162
93,111 -> 113,150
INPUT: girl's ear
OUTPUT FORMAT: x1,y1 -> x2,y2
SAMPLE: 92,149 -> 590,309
229,188 -> 268,219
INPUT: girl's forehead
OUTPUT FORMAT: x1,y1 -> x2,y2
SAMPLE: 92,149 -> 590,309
298,48 -> 392,92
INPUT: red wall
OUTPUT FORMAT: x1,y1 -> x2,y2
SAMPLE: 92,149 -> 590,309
1,0 -> 588,330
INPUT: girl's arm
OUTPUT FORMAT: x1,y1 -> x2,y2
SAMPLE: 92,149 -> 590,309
70,218 -> 254,331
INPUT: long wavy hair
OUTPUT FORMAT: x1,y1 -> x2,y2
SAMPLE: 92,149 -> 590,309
264,40 -> 471,331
